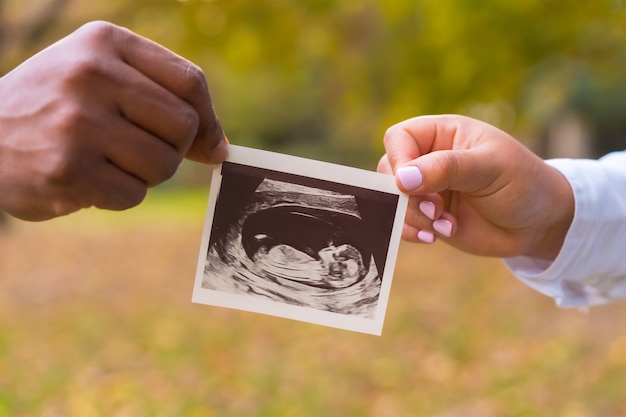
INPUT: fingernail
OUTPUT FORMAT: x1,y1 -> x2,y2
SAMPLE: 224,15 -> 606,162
433,219 -> 453,237
419,201 -> 436,220
397,166 -> 423,191
417,230 -> 435,243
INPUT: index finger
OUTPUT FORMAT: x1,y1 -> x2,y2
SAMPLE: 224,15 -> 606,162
96,22 -> 227,163
383,114 -> 461,173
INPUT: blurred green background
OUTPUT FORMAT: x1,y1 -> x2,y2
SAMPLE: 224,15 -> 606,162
2,0 -> 626,166
2,1 -> 626,416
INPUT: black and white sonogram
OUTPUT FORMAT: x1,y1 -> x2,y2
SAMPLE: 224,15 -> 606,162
193,145 -> 408,335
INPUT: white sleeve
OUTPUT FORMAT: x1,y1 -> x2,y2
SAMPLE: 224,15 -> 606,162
504,150 -> 626,307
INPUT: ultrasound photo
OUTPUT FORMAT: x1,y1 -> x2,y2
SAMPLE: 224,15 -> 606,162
193,145 -> 408,335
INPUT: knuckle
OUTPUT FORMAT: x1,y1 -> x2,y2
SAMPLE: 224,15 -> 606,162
67,22 -> 128,82
42,112 -> 95,186
178,62 -> 208,99
383,125 -> 399,147
440,152 -> 460,178
100,184 -> 147,212
382,124 -> 410,158
61,55 -> 107,88
52,103 -> 90,143
376,154 -> 391,173
122,186 -> 148,210
40,145 -> 83,186
382,125 -> 406,170
50,199 -> 83,218
147,150 -> 181,186
203,110 -> 223,137
183,62 -> 207,87
178,105 -> 200,141
76,21 -> 120,43
46,161 -> 80,190
158,153 -> 182,182
428,152 -> 458,190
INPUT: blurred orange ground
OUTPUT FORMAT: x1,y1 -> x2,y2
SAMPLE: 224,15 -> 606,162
1,189 -> 625,417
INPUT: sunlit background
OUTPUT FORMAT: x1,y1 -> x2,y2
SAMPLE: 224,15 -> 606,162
1,1 -> 626,416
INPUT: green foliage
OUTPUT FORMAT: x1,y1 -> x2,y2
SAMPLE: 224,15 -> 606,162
2,0 -> 625,164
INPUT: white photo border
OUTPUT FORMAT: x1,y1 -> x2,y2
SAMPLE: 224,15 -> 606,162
192,145 -> 408,335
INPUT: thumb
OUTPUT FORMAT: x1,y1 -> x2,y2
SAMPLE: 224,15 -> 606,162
397,147 -> 500,195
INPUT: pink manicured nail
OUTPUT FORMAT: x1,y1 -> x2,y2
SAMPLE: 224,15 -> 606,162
417,230 -> 435,243
433,219 -> 453,237
419,201 -> 436,220
397,166 -> 423,191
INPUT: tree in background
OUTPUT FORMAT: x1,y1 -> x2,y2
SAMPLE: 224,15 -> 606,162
2,0 -> 625,168
0,0 -> 70,65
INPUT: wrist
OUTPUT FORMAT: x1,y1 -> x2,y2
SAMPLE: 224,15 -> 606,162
524,165 -> 575,261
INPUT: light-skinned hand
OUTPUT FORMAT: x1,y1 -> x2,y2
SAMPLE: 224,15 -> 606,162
378,114 -> 574,261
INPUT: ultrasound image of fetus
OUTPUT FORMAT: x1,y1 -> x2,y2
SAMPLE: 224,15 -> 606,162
254,242 -> 368,290
203,178 -> 383,318
317,244 -> 365,289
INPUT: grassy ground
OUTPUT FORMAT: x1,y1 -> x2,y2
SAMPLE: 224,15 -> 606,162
1,188 -> 625,417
